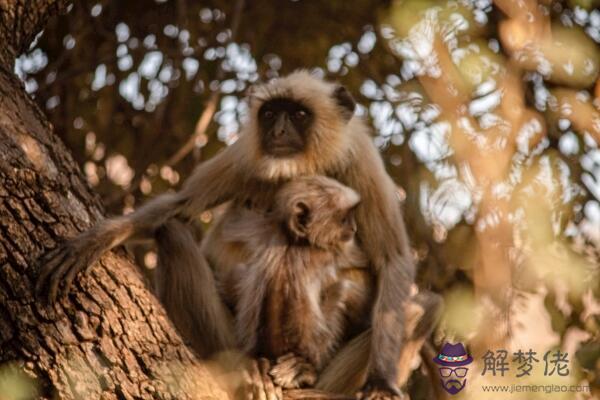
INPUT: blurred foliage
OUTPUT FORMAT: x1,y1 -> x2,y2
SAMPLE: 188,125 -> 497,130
13,0 -> 600,398
0,364 -> 38,400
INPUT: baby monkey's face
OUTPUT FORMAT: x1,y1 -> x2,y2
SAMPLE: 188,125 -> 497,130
314,203 -> 358,246
276,176 -> 361,250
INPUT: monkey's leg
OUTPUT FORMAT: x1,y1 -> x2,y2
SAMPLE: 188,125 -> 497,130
155,218 -> 236,357
316,291 -> 442,397
267,280 -> 351,389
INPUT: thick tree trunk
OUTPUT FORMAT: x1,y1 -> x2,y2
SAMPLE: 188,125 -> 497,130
0,2 -> 228,399
0,3 -> 356,400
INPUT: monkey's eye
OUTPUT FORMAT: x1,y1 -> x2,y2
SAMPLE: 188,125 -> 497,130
294,110 -> 307,120
263,110 -> 274,119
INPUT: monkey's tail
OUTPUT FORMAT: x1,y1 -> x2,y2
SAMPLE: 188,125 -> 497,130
154,218 -> 236,358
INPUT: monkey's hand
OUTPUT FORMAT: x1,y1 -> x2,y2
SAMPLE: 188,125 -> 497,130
35,232 -> 108,302
269,353 -> 317,389
242,358 -> 283,400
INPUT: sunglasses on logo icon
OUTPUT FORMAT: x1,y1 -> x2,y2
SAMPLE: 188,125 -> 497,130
439,367 -> 468,378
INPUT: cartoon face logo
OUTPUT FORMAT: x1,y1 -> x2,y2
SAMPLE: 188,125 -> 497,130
433,343 -> 473,395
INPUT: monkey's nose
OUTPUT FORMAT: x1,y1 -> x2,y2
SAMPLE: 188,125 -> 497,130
273,115 -> 287,137
274,129 -> 285,137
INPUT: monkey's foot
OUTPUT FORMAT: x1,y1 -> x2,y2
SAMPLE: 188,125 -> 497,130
269,353 -> 317,389
243,358 -> 283,400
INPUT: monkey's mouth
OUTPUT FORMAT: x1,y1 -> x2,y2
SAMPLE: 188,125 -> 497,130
266,145 -> 301,157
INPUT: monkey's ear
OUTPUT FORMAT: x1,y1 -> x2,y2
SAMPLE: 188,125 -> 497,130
289,201 -> 311,238
333,85 -> 356,121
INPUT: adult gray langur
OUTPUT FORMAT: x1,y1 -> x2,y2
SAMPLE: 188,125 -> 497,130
37,71 -> 418,399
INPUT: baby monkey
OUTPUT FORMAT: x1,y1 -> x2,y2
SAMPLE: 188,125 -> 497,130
221,176 -> 372,389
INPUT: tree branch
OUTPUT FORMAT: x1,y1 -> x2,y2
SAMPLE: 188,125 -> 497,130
0,0 -> 71,68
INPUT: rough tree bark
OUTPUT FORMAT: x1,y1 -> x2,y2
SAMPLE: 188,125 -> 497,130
0,3 -> 354,400
0,2 -> 228,399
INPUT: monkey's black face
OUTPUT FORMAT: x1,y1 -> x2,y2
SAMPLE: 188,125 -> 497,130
258,98 -> 314,157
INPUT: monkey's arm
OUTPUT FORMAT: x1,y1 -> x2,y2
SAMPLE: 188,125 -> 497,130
338,132 -> 415,397
36,141 -> 246,301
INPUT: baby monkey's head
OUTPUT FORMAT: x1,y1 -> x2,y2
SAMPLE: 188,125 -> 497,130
275,176 -> 360,249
